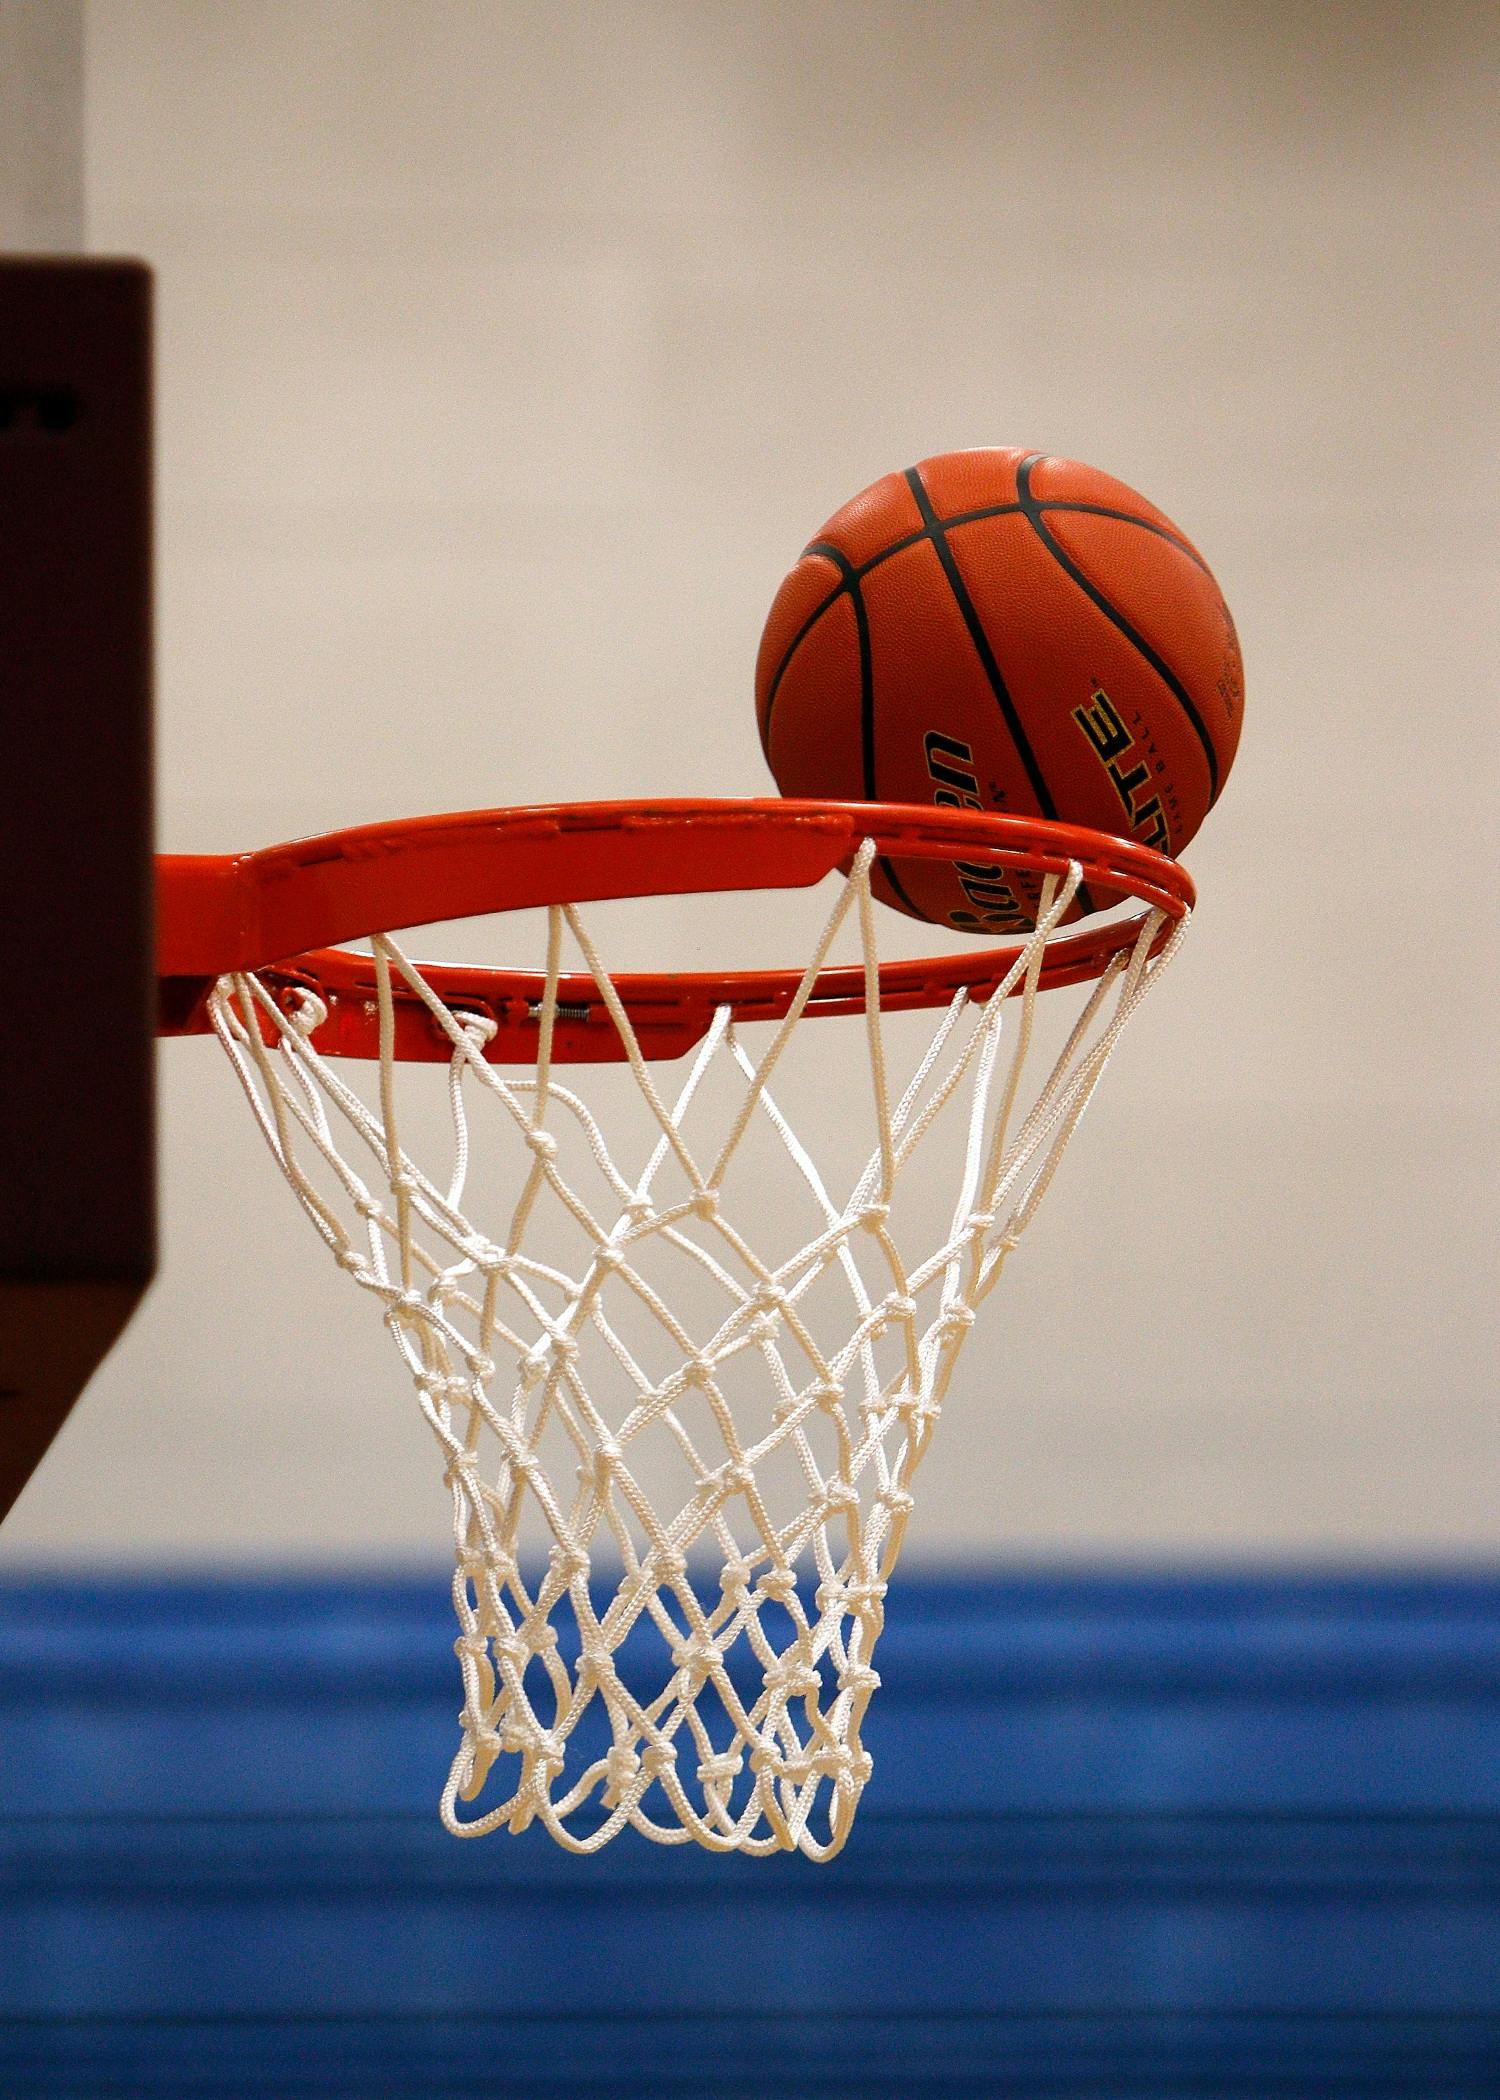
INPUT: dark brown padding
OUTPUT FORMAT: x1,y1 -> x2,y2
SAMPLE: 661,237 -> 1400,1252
0,258 -> 155,1522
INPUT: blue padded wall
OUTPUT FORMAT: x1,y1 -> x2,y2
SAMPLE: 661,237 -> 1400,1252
2,1570 -> 1498,2096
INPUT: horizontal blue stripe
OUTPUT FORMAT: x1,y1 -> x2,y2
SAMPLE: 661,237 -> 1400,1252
4,1567 -> 1499,1688
3,2010 -> 1499,2099
2,1570 -> 1497,2093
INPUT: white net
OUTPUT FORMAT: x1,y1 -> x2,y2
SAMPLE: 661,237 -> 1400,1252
208,843 -> 1185,1858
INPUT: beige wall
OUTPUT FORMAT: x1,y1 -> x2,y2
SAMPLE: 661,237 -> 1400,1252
3,0 -> 1495,1560
0,0 -> 83,249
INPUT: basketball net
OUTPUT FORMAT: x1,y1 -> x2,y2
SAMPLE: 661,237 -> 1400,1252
207,842 -> 1185,1858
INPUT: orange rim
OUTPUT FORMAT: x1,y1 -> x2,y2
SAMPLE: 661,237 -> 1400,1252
156,797 -> 1193,1062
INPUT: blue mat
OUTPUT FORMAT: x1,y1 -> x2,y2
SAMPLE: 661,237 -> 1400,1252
2,1570 -> 1498,2096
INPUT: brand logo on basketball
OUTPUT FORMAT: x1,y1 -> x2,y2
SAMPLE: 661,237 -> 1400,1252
1072,688 -> 1171,854
923,732 -> 1031,934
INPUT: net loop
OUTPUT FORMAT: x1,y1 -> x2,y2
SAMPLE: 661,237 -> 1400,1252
207,840 -> 1186,1858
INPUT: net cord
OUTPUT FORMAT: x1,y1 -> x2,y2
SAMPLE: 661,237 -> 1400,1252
205,845 -> 1186,1856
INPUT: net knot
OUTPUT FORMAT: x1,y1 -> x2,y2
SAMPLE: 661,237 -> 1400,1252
719,1460 -> 755,1499
649,1546 -> 689,1584
839,1662 -> 881,1696
842,1750 -> 876,1790
671,1634 -> 720,1687
965,1208 -> 996,1236
821,1477 -> 859,1515
818,1576 -> 886,1612
697,1749 -> 744,1791
859,1202 -> 890,1233
468,1238 -> 505,1274
494,1634 -> 530,1675
502,1717 -> 565,1772
548,1544 -> 589,1583
455,1010 -> 498,1051
882,1293 -> 917,1325
749,1743 -> 813,1787
591,1243 -> 626,1273
937,1303 -> 976,1334
335,1245 -> 369,1277
602,1745 -> 641,1806
878,1486 -> 916,1517
524,1128 -> 558,1162
505,1446 -> 545,1489
385,1288 -> 426,1325
286,988 -> 328,1037
441,1449 -> 478,1490
689,1188 -> 719,1221
467,1354 -> 496,1386
587,1440 -> 624,1488
577,1644 -> 617,1690
640,1741 -> 677,1780
763,1655 -> 820,1698
719,1557 -> 755,1605
756,1567 -> 799,1606
453,1632 -> 489,1661
534,1735 -> 567,1779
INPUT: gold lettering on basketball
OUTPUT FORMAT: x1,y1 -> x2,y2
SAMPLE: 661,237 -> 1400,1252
923,731 -> 1032,933
1071,688 -> 1171,854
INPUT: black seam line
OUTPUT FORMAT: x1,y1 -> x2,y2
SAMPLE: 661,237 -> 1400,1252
1016,454 -> 1221,806
903,474 -> 1054,815
808,541 -> 924,913
1031,501 -> 1210,574
876,854 -> 927,917
759,540 -> 850,753
800,542 -> 876,797
761,500 -> 1206,752
861,500 -> 1205,575
833,502 -> 1203,594
903,467 -> 1097,920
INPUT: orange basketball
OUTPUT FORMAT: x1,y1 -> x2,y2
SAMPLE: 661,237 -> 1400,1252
755,448 -> 1243,932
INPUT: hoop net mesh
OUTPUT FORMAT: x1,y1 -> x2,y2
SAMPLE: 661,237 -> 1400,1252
208,844 -> 1185,1858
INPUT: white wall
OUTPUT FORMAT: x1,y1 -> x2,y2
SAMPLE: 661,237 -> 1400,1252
3,0 -> 1495,1561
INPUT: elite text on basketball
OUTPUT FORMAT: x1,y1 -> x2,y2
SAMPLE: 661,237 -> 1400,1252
1071,687 -> 1171,853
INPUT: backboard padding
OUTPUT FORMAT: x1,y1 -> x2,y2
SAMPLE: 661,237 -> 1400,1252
0,258 -> 154,1520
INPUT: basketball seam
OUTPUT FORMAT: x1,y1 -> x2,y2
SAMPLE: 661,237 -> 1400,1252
759,545 -> 845,757
1015,453 -> 1222,807
760,500 -> 1205,751
1036,501 -> 1210,574
904,466 -> 1098,919
795,540 -> 926,918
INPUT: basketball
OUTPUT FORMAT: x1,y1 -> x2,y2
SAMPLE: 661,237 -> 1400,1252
756,448 -> 1244,932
